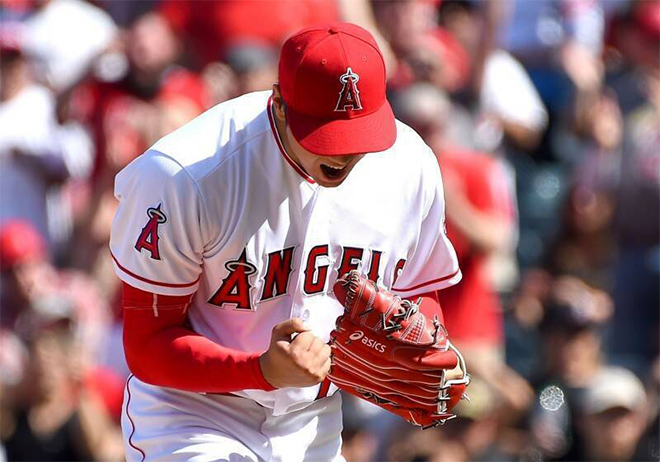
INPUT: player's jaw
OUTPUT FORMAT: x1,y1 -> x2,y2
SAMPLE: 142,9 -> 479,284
284,124 -> 365,187
313,155 -> 363,187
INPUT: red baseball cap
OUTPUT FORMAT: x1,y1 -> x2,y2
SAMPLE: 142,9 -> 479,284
0,220 -> 46,271
278,22 -> 396,156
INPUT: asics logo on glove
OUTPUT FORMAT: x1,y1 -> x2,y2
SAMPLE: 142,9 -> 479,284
348,330 -> 386,353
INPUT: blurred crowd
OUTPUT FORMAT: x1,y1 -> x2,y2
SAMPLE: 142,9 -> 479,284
0,0 -> 658,461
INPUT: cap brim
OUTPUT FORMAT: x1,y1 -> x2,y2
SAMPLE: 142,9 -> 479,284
288,101 -> 396,156
587,395 -> 639,414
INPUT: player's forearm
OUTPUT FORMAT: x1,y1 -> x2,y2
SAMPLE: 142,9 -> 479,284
124,326 -> 271,393
122,283 -> 274,393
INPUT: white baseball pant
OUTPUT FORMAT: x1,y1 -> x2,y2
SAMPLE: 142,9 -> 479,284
122,376 -> 345,462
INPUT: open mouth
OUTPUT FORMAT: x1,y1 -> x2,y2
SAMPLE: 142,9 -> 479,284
320,163 -> 348,180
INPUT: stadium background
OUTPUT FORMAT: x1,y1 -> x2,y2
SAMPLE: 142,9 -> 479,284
0,0 -> 658,460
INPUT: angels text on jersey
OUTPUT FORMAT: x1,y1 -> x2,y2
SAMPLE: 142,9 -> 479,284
133,209 -> 408,311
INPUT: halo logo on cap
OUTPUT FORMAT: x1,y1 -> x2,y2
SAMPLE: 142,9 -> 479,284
335,68 -> 363,112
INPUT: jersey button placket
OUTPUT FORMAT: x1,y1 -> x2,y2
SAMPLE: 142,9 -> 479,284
296,188 -> 329,323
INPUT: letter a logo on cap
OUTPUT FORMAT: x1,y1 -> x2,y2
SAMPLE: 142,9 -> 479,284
334,67 -> 363,112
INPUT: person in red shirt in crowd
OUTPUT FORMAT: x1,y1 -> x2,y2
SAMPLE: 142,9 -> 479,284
391,82 -> 534,416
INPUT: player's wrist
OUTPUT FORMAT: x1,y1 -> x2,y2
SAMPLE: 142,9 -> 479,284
256,352 -> 278,390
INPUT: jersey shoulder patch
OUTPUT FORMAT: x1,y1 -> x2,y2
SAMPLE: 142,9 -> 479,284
134,204 -> 167,260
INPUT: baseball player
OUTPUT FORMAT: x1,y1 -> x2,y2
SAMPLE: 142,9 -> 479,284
111,22 -> 463,461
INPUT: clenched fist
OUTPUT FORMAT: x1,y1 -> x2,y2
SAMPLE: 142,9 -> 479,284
259,318 -> 331,389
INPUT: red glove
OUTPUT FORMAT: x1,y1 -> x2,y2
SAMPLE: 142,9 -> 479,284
329,271 -> 470,428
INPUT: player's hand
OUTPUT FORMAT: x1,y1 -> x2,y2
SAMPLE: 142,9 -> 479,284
259,318 -> 332,389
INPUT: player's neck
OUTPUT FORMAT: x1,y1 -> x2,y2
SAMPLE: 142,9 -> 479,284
274,111 -> 307,175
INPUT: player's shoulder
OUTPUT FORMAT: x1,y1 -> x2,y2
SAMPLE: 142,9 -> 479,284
114,149 -> 193,201
116,91 -> 272,194
359,120 -> 441,208
388,119 -> 440,175
393,120 -> 434,155
147,90 -> 272,177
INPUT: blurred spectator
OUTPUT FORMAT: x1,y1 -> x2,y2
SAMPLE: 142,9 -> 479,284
578,366 -> 648,461
373,0 -> 437,56
438,0 -> 548,153
544,180 -> 616,290
0,219 -> 46,327
0,219 -> 124,459
605,0 -> 660,376
73,10 -> 208,177
387,425 -> 467,462
96,0 -> 159,29
1,313 -> 123,461
525,275 -> 614,460
0,24 -> 94,251
200,60 -> 239,107
494,0 -> 608,270
391,83 -> 534,424
159,0 -> 394,79
159,0 -> 340,67
201,39 -> 280,108
605,1 -> 660,112
0,220 -> 111,366
22,0 -> 117,93
376,0 -> 470,92
436,378 -> 523,461
340,395 -> 382,462
69,11 -> 208,290
501,0 -> 605,100
225,40 -> 279,95
539,277 -> 612,385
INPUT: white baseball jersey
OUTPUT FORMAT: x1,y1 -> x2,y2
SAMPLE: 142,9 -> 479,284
110,90 -> 461,415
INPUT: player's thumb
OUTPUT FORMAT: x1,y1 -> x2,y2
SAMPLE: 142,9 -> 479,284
271,318 -> 310,343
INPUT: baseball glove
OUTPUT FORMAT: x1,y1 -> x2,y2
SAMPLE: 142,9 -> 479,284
329,270 -> 469,428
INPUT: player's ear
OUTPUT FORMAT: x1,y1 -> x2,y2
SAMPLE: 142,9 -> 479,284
271,84 -> 288,121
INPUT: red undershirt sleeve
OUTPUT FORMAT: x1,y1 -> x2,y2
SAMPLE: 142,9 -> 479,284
409,290 -> 445,325
122,282 -> 275,393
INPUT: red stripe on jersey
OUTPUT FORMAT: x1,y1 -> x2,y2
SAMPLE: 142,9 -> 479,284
111,252 -> 200,289
393,269 -> 460,292
316,378 -> 332,400
267,95 -> 315,184
125,375 -> 146,461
